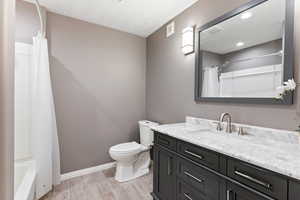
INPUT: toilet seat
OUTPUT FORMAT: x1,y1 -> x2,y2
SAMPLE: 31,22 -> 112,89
110,142 -> 142,154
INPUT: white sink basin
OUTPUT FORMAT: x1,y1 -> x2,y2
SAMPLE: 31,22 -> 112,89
184,126 -> 254,143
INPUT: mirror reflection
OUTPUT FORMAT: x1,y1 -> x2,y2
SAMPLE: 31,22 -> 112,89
200,0 -> 285,98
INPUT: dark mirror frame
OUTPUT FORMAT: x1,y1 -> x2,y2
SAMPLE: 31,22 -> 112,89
195,0 -> 295,104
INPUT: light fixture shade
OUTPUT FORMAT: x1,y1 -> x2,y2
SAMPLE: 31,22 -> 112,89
182,26 -> 194,55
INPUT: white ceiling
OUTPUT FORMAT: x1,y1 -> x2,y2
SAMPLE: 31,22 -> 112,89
27,0 -> 199,37
200,0 -> 285,54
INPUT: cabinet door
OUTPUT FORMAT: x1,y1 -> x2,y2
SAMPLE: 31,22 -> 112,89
226,182 -> 271,200
153,145 -> 176,200
289,181 -> 300,200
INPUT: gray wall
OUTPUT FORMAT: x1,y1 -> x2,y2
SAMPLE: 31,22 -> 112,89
16,1 -> 146,173
202,51 -> 223,69
47,13 -> 146,173
202,39 -> 282,72
0,0 -> 15,199
223,39 -> 282,72
146,0 -> 300,130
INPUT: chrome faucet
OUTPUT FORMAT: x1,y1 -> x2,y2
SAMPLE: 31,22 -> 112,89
217,113 -> 233,133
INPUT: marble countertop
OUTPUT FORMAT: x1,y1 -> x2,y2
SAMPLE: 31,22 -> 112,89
152,119 -> 300,180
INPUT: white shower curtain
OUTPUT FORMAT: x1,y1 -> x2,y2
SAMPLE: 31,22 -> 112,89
202,67 -> 220,97
31,35 -> 61,199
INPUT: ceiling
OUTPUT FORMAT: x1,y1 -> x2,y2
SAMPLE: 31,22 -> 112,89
26,0 -> 199,37
200,0 -> 285,54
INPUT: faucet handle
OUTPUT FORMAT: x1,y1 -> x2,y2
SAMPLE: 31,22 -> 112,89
238,127 -> 245,136
216,122 -> 222,131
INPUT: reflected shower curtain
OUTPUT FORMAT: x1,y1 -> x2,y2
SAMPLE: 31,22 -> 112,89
202,67 -> 220,97
31,35 -> 61,199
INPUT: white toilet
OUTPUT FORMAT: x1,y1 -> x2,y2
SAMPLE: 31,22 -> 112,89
109,120 -> 158,182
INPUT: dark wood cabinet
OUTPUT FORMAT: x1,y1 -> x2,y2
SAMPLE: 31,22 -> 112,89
226,182 -> 271,200
155,133 -> 177,151
153,145 -> 176,200
177,179 -> 206,200
289,181 -> 300,200
177,157 -> 221,200
227,159 -> 287,200
152,131 -> 297,200
177,140 -> 220,171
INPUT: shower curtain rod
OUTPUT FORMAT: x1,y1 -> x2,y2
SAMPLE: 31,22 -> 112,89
34,0 -> 45,37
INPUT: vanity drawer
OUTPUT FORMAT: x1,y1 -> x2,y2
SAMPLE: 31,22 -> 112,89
177,141 -> 219,171
177,179 -> 206,200
154,132 -> 177,151
177,157 -> 220,200
227,159 -> 287,200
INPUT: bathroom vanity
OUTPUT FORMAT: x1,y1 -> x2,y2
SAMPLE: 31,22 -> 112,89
151,117 -> 300,200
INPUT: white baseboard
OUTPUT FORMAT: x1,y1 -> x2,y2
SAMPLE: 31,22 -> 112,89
60,162 -> 116,181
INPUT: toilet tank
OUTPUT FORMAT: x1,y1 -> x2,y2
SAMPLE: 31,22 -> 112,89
139,120 -> 159,147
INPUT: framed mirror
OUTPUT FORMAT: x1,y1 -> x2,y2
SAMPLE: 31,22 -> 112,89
195,0 -> 295,104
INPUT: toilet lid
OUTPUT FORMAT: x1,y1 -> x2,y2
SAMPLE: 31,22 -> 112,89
110,142 -> 141,153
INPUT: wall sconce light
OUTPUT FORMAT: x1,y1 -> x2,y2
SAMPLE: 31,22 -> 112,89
182,26 -> 195,55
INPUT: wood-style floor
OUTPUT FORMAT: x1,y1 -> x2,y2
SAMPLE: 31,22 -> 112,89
41,168 -> 153,200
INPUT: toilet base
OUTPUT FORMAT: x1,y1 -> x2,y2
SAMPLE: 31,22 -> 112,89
115,150 -> 151,182
115,167 -> 149,182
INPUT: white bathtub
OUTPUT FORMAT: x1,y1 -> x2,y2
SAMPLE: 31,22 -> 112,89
15,160 -> 36,200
